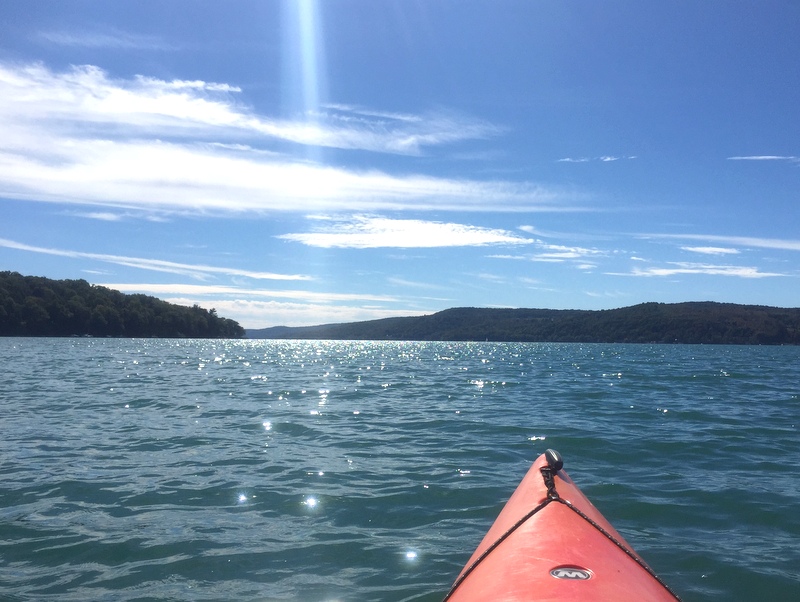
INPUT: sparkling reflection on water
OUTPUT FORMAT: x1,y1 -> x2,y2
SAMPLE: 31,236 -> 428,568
1,338 -> 799,601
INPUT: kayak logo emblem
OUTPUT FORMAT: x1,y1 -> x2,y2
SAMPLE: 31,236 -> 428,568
550,565 -> 593,580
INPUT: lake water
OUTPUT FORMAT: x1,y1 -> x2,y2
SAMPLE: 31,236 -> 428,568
1,338 -> 798,601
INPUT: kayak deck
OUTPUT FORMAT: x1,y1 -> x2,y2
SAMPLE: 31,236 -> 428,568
443,450 -> 681,601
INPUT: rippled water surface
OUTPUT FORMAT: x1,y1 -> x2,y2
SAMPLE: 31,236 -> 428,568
1,338 -> 798,600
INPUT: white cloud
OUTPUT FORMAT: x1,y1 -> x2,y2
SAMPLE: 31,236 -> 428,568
0,61 -> 566,214
727,155 -> 799,163
320,103 -> 422,123
75,212 -> 125,222
102,283 -> 395,303
646,233 -> 800,252
0,137 -> 557,213
585,290 -> 629,299
277,215 -> 535,249
0,62 -> 490,152
0,63 -> 243,136
621,262 -> 783,278
67,210 -> 170,223
490,242 -> 606,263
99,283 -> 434,327
681,246 -> 740,255
487,253 -> 528,260
171,298 -> 428,329
557,155 -> 636,163
534,243 -> 606,261
101,279 -> 427,328
0,238 -> 310,281
313,103 -> 500,149
518,225 -> 547,236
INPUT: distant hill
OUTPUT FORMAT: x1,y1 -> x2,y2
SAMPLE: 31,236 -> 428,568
0,271 -> 244,338
247,303 -> 800,345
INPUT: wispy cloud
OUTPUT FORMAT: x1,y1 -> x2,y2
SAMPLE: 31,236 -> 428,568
619,262 -> 783,278
277,215 -> 535,249
101,283 -> 394,303
0,61 -> 566,214
100,282 -> 428,327
532,243 -> 606,262
314,103 -> 501,148
489,242 -> 607,264
67,210 -> 170,223
386,277 -> 446,291
321,103 -> 423,123
645,233 -> 800,252
167,298 -> 428,328
475,272 -> 509,284
585,290 -> 629,299
35,28 -> 175,51
681,246 -> 740,255
0,238 -> 310,281
727,155 -> 800,163
74,212 -> 125,222
0,63 -> 491,151
557,155 -> 637,163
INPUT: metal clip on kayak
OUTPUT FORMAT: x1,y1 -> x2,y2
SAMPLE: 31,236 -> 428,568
541,448 -> 563,500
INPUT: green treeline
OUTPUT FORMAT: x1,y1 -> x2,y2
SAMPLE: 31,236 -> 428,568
248,303 -> 800,345
0,271 -> 244,338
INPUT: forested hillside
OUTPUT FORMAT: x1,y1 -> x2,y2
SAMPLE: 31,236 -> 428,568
248,303 -> 800,345
0,272 -> 244,338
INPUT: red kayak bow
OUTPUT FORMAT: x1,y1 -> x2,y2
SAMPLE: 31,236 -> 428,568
444,450 -> 681,601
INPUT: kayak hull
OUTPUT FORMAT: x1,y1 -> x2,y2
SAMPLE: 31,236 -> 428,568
444,452 -> 680,602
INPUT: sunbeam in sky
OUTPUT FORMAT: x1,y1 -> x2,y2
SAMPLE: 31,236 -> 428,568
1,2 -> 799,328
296,0 -> 325,116
283,0 -> 327,164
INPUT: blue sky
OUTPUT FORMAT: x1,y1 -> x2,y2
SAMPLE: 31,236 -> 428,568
1,1 -> 799,328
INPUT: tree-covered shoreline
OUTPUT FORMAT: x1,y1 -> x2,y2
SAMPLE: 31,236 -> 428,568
0,272 -> 244,338
247,303 -> 800,345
